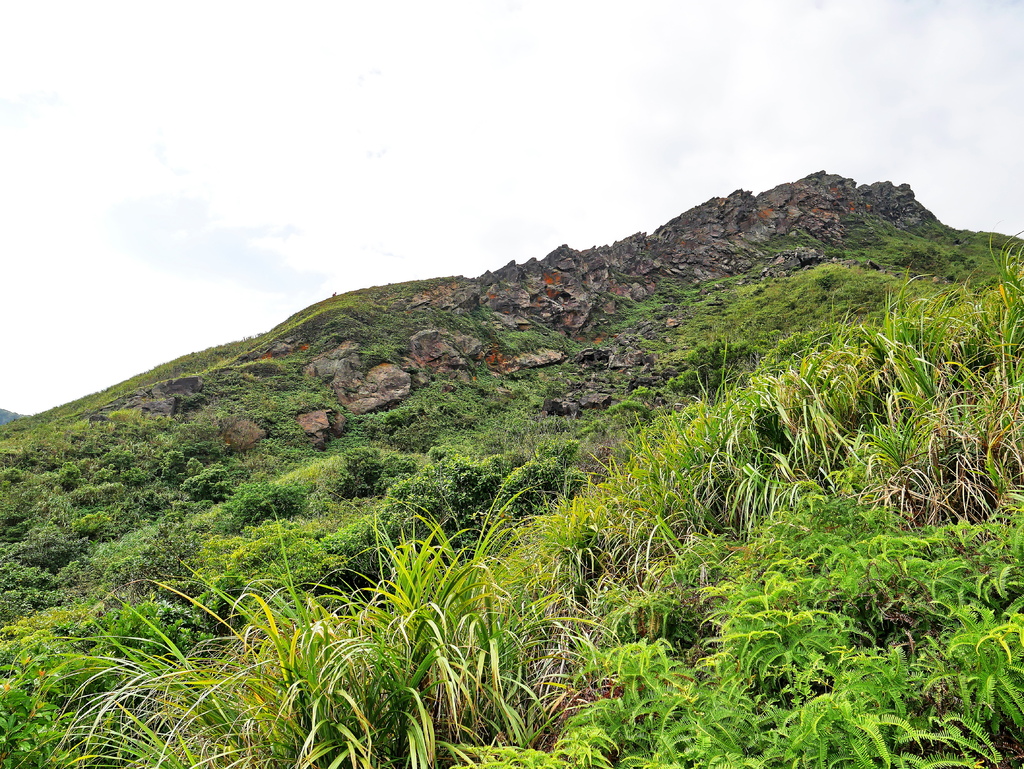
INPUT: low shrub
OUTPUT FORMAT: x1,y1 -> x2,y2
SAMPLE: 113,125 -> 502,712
221,481 -> 308,530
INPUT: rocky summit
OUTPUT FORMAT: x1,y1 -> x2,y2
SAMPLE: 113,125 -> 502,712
408,171 -> 936,336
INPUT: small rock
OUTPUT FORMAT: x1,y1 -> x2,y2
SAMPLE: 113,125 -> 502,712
541,398 -> 580,418
296,410 -> 334,450
574,348 -> 611,365
609,349 -> 647,369
341,364 -> 412,415
513,350 -> 566,369
580,393 -> 613,410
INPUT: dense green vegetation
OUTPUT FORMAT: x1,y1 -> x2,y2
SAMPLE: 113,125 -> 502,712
3,218 -> 1024,766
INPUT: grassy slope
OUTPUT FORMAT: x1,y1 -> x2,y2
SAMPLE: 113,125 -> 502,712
0,218 -> 1011,632
10,244 -> 1024,768
496,247 -> 1024,768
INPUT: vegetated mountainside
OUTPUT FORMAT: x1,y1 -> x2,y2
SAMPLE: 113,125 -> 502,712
0,408 -> 21,426
0,172 -> 1003,622
2,172 -> 1022,767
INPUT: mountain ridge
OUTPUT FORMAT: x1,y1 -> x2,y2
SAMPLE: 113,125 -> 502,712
395,171 -> 938,337
3,170 -> 993,436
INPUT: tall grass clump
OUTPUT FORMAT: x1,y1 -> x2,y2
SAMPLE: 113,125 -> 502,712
63,524 -> 576,768
539,245 -> 1024,584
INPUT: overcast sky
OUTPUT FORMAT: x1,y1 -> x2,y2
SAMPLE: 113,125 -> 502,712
1,0 -> 1022,415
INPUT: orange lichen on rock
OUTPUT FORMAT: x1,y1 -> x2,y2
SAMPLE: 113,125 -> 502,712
485,347 -> 510,368
542,272 -> 562,285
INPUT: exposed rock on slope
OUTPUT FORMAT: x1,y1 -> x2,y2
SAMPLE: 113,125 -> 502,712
98,376 -> 205,418
406,171 -> 936,337
305,345 -> 412,415
88,171 -> 944,432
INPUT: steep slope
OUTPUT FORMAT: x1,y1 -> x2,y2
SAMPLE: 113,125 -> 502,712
0,171 -> 1007,631
25,249 -> 1024,769
16,170 -> 997,435
0,408 -> 21,426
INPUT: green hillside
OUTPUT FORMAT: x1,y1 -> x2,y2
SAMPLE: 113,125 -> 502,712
3,173 -> 1024,767
0,408 -> 21,426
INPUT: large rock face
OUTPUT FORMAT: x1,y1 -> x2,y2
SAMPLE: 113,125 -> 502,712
305,344 -> 413,414
409,329 -> 484,377
151,376 -> 204,398
401,172 -> 936,338
341,364 -> 411,415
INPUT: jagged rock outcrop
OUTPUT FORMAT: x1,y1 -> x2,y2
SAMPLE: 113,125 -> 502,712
483,349 -> 567,374
402,172 -> 935,338
77,172 -> 939,428
237,337 -> 310,363
407,282 -> 480,313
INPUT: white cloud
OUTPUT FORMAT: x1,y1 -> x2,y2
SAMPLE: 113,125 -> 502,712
1,0 -> 1023,414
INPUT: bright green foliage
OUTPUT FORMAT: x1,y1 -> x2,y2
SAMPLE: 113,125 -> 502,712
64,525 -> 575,769
195,517 -> 354,586
331,446 -> 418,498
384,443 -> 585,534
0,655 -> 69,768
1,212 -> 1022,766
565,247 -> 1024,554
478,501 -> 1020,769
384,453 -> 515,531
180,461 -> 233,502
665,338 -> 759,397
0,563 -> 64,625
91,599 -> 214,657
221,481 -> 308,529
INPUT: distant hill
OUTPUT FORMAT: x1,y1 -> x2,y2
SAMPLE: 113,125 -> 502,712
0,408 -> 21,425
